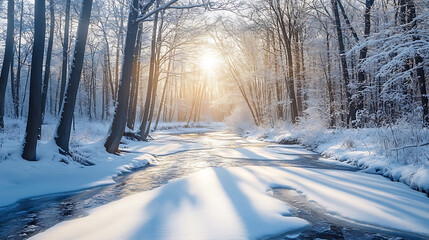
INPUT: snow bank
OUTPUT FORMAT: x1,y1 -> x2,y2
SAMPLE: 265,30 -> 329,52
0,140 -> 156,207
32,166 -> 429,240
153,121 -> 226,135
238,123 -> 429,194
0,118 -> 213,207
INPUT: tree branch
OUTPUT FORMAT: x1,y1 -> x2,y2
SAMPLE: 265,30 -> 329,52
135,1 -> 208,23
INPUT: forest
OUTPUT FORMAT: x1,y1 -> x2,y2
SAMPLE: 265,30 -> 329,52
0,0 -> 427,157
0,0 -> 428,239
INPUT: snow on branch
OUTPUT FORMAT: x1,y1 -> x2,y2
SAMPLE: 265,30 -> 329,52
390,142 -> 429,152
135,0 -> 209,23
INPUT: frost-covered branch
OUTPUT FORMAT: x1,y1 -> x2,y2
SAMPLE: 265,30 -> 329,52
390,142 -> 429,151
135,1 -> 208,23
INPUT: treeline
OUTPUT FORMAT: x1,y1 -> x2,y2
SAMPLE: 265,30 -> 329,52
216,0 -> 428,128
0,0 -> 214,160
1,0 -> 427,161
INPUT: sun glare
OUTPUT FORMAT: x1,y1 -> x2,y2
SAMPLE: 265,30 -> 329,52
200,52 -> 219,74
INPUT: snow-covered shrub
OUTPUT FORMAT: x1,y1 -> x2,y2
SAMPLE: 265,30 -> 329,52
374,120 -> 429,166
225,104 -> 256,134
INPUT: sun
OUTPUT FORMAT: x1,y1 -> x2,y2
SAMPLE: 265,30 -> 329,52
199,52 -> 219,74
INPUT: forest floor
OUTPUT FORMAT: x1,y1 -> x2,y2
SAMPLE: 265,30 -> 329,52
0,122 -> 428,239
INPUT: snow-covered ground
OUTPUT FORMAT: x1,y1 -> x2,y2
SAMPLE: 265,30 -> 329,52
0,118 -> 212,207
210,146 -> 316,160
240,123 -> 429,194
31,166 -> 429,240
3,118 -> 429,239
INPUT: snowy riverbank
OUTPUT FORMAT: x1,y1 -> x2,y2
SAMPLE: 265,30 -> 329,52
5,123 -> 428,240
31,166 -> 429,240
0,118 -> 211,207
238,123 -> 429,194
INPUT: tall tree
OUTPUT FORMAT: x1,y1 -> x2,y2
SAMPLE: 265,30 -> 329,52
55,0 -> 94,153
58,0 -> 72,112
138,8 -> 159,139
104,0 -> 153,153
126,24 -> 143,130
13,0 -> 25,119
140,10 -> 164,140
0,0 -> 14,129
268,0 -> 299,123
154,52 -> 173,131
39,0 -> 56,137
403,0 -> 428,125
22,0 -> 45,160
354,0 -> 375,127
331,0 -> 353,126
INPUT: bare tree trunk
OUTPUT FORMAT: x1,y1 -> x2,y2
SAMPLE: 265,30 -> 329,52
105,0 -> 153,153
59,0 -> 71,112
39,0 -> 55,138
337,0 -> 359,42
270,0 -> 299,123
55,0 -> 93,153
415,55 -> 428,125
138,8 -> 159,140
355,0 -> 375,127
0,0 -> 14,129
103,52 -> 111,120
193,79 -> 205,123
100,28 -> 115,101
21,66 -> 30,117
154,54 -> 173,131
14,0 -> 24,118
127,24 -> 143,130
91,50 -> 97,119
294,32 -> 303,116
10,50 -> 15,117
22,0 -> 45,160
114,3 -> 125,100
331,0 -> 353,126
325,32 -> 335,128
406,0 -> 428,125
143,11 -> 164,138
102,59 -> 106,121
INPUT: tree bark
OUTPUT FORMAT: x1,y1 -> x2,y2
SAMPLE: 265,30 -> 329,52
138,8 -> 159,139
0,0 -> 14,129
154,53 -> 173,131
127,24 -> 143,130
143,11 -> 165,139
58,0 -> 71,112
406,0 -> 429,125
14,0 -> 24,119
55,0 -> 93,153
22,0 -> 45,160
355,0 -> 374,127
325,32 -> 335,128
337,0 -> 359,42
270,0 -> 299,123
331,0 -> 353,126
104,0 -> 154,153
39,0 -> 55,138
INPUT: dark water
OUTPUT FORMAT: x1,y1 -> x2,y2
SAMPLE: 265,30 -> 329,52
0,130 -> 422,239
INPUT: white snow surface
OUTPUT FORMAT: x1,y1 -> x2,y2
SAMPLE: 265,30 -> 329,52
0,140 -> 155,207
210,146 -> 315,160
0,119 -> 209,207
32,166 -> 429,240
240,124 -> 429,193
126,140 -> 204,156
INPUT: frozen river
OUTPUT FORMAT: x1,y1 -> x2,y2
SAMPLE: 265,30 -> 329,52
0,130 -> 424,239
